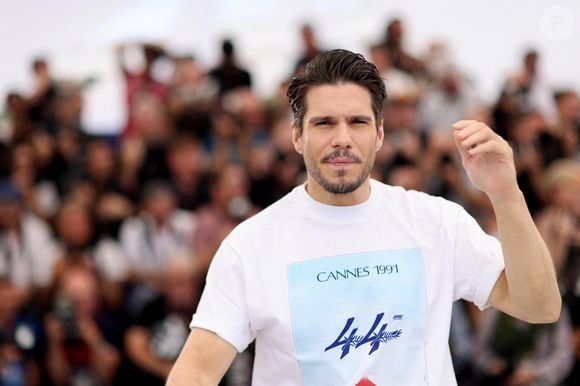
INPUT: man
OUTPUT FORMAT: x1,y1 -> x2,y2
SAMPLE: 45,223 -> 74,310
209,39 -> 252,95
125,258 -> 201,386
167,50 -> 560,385
0,179 -> 59,296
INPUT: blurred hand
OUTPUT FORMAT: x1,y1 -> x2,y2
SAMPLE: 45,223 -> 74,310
507,363 -> 537,386
485,358 -> 507,376
45,315 -> 65,345
77,315 -> 103,347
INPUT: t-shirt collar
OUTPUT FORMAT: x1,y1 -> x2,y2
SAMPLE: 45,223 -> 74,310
294,179 -> 380,223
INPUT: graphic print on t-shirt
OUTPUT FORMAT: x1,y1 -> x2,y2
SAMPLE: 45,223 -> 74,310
287,249 -> 427,386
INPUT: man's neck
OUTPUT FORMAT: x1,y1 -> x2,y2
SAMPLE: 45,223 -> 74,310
305,178 -> 371,206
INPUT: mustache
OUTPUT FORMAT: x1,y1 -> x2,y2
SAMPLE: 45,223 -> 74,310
321,150 -> 362,163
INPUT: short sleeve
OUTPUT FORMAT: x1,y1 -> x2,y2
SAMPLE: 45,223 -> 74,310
452,205 -> 505,310
190,242 -> 253,353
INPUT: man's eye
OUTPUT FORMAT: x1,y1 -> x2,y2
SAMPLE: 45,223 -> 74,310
316,121 -> 329,126
352,120 -> 368,125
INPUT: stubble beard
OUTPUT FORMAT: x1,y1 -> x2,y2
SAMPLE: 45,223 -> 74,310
307,149 -> 375,195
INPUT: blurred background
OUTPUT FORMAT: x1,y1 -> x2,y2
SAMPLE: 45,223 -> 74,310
2,0 -> 579,133
0,1 -> 579,385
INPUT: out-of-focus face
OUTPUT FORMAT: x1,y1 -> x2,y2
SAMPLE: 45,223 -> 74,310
144,191 -> 175,222
292,83 -> 383,205
61,269 -> 99,316
57,206 -> 93,248
33,61 -> 49,77
133,96 -> 169,142
552,178 -> 580,212
214,164 -> 250,204
524,53 -> 538,73
7,94 -> 27,116
168,141 -> 204,180
0,280 -> 23,319
87,141 -> 115,181
0,200 -> 22,229
512,112 -> 545,143
11,142 -> 35,172
238,89 -> 265,127
164,262 -> 197,312
176,59 -> 204,84
558,93 -> 579,122
55,92 -> 83,126
247,144 -> 275,177
388,20 -> 403,42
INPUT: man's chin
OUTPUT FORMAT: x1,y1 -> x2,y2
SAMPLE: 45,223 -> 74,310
320,177 -> 363,195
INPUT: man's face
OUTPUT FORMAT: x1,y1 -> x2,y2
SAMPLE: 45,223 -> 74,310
292,83 -> 383,200
57,208 -> 93,248
0,201 -> 22,228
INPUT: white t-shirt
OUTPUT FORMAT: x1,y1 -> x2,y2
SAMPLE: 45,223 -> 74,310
119,209 -> 197,274
191,179 -> 504,386
0,213 -> 59,288
54,238 -> 130,282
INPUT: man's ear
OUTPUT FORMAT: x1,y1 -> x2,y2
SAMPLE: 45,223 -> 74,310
292,123 -> 303,154
375,121 -> 385,151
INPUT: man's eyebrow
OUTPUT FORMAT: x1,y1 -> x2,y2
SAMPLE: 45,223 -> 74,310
308,116 -> 334,124
349,115 -> 372,122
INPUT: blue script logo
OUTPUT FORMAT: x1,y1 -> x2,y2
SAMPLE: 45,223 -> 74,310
324,313 -> 403,359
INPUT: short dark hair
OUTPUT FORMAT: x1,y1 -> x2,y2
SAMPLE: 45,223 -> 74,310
287,49 -> 387,133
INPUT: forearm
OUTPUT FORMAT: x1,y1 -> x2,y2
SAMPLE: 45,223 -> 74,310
126,328 -> 173,379
89,341 -> 120,383
491,190 -> 561,322
166,328 -> 237,386
46,343 -> 70,385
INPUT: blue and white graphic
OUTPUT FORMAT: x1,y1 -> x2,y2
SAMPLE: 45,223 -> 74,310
288,249 -> 427,385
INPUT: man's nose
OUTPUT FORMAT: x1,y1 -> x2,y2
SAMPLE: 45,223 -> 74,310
330,122 -> 353,148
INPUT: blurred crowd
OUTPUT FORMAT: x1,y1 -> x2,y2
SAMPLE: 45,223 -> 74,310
0,19 -> 579,386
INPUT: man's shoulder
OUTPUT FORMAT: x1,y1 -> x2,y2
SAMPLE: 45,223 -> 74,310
371,180 -> 461,217
224,188 -> 299,242
118,215 -> 144,236
22,212 -> 53,237
372,179 -> 452,205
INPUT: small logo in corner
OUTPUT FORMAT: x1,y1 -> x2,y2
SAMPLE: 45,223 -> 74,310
539,5 -> 575,41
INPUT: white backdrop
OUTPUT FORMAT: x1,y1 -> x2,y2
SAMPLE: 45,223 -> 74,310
1,0 -> 578,134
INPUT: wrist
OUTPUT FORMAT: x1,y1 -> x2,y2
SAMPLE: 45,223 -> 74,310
488,187 -> 524,207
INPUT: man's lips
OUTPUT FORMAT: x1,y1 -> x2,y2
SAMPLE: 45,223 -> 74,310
321,151 -> 361,165
327,158 -> 356,166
